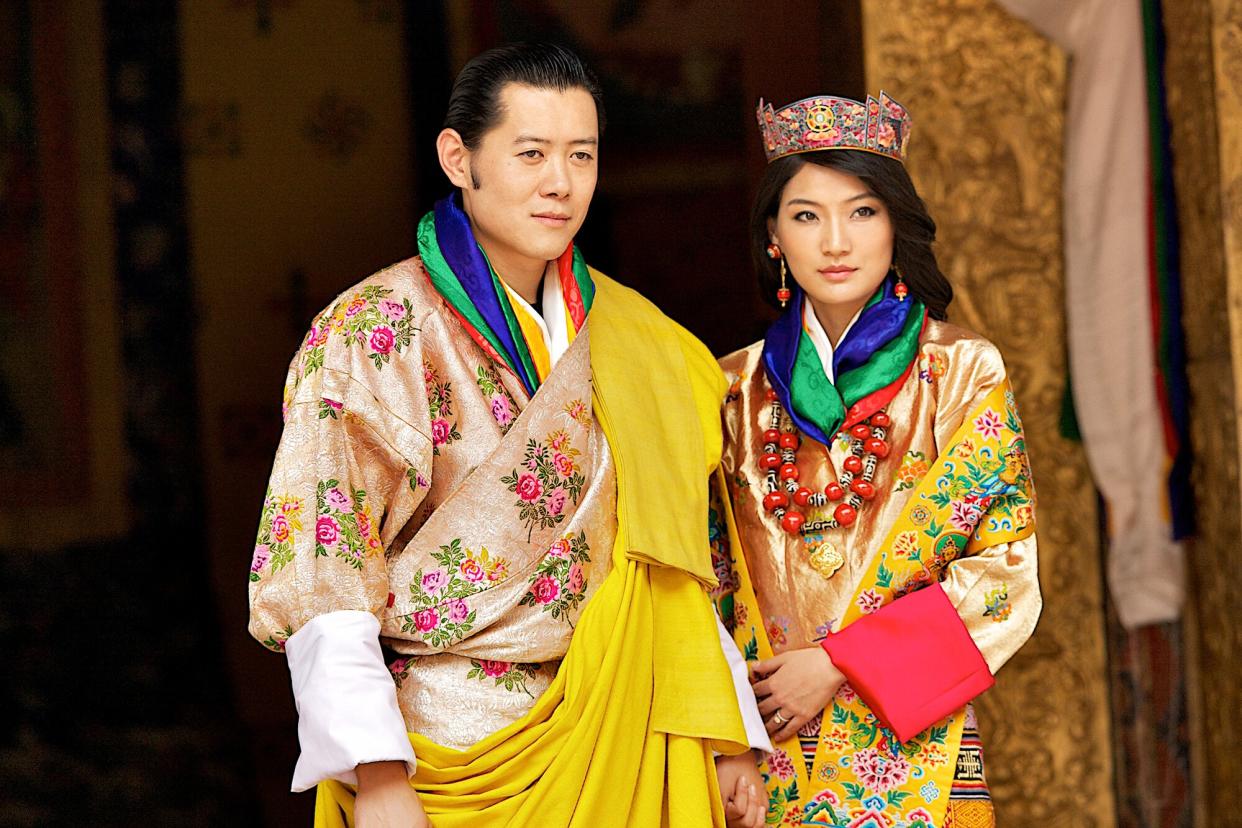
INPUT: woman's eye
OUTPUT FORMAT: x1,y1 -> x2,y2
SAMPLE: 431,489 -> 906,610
794,210 -> 817,222
854,206 -> 877,218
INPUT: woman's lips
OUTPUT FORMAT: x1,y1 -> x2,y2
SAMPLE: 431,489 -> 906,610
818,266 -> 857,282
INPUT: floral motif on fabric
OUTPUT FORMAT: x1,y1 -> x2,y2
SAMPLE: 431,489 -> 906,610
406,467 -> 430,493
709,487 -> 740,607
894,451 -> 929,492
562,398 -> 592,426
318,397 -> 343,420
424,359 -> 462,454
825,702 -> 953,819
476,364 -> 519,433
402,539 -> 507,647
251,490 -> 305,581
732,473 -> 753,504
983,584 -> 1012,622
388,655 -> 420,689
501,430 -> 587,541
301,285 -> 419,376
519,531 -> 591,624
725,371 -> 748,404
973,408 -> 1003,440
918,351 -> 946,384
765,616 -> 791,648
261,624 -> 294,653
466,659 -> 540,697
314,479 -> 380,568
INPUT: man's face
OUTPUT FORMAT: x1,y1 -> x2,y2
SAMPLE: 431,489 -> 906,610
459,83 -> 598,275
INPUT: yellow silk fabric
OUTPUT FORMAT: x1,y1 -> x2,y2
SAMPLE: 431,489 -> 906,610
314,271 -> 747,826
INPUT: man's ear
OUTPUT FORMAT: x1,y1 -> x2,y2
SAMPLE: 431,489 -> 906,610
436,128 -> 473,190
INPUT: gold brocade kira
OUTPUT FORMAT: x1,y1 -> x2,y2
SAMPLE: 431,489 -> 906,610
862,1 -> 1115,825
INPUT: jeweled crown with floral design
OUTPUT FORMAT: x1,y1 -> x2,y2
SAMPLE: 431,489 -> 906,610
756,91 -> 913,163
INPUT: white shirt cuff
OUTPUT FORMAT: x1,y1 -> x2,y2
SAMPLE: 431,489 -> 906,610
716,612 -> 774,753
284,610 -> 417,792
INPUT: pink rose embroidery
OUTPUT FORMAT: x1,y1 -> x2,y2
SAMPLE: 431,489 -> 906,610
545,487 -> 567,516
553,452 -> 574,477
459,559 -> 485,583
250,544 -> 270,572
326,487 -> 350,511
490,394 -> 514,426
567,563 -> 584,594
345,297 -> 366,317
305,325 -> 325,350
421,569 -> 448,594
547,539 -> 571,559
447,599 -> 469,622
388,658 -> 409,676
516,473 -> 543,503
271,514 -> 291,543
315,515 -> 340,546
355,510 -> 372,539
369,325 -> 395,354
380,299 -> 406,320
480,660 -> 510,677
530,575 -> 560,604
322,397 -> 343,412
412,608 -> 439,632
431,418 -> 451,446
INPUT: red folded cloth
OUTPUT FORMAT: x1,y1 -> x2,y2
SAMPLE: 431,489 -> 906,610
819,583 -> 993,743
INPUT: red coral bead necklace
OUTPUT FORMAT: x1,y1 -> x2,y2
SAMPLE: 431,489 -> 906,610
759,387 -> 892,536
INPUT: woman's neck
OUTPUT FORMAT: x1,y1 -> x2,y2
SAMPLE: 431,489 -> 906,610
808,296 -> 868,347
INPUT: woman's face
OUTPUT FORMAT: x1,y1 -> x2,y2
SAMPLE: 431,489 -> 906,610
769,162 -> 895,318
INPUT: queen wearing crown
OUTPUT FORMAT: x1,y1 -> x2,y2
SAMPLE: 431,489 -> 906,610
709,93 -> 1042,827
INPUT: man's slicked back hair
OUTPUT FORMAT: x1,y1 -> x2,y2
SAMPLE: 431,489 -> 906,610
444,42 -> 606,150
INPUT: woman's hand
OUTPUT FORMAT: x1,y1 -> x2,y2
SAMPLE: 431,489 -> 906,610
715,751 -> 768,828
750,646 -> 845,744
355,761 -> 429,828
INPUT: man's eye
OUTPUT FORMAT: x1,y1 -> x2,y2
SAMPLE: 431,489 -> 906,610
572,151 -> 594,161
519,150 -> 542,159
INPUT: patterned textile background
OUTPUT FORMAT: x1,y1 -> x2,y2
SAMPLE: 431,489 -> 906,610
860,1 -> 1117,824
1164,0 -> 1242,824
178,3 -> 417,821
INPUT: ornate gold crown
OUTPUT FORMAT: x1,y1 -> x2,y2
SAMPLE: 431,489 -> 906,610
756,91 -> 913,163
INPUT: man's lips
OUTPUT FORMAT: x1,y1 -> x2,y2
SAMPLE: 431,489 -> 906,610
533,213 -> 570,227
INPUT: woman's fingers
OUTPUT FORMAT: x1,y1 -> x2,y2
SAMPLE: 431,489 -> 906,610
757,694 -> 783,716
771,714 -> 806,744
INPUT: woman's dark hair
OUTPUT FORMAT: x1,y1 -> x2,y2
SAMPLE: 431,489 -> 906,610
444,42 -> 606,151
750,150 -> 953,320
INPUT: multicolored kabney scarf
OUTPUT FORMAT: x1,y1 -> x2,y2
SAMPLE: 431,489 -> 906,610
761,277 -> 926,443
416,193 -> 595,396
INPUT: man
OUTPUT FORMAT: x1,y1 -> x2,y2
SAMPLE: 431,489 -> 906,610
248,43 -> 768,827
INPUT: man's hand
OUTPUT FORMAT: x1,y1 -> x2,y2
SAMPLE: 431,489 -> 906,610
715,750 -> 767,828
750,646 -> 845,743
355,761 -> 429,828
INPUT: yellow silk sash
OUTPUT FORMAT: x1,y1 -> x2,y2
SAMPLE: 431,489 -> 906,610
314,272 -> 748,826
718,381 -> 1034,828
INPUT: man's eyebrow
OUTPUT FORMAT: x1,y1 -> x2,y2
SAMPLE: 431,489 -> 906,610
512,135 -> 599,146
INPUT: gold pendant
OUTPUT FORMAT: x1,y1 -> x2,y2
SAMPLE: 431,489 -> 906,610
807,540 -> 844,579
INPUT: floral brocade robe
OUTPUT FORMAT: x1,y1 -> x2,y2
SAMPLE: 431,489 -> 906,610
248,257 -> 617,749
715,321 -> 1041,820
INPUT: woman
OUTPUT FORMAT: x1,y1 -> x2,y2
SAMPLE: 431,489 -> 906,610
710,93 -> 1041,828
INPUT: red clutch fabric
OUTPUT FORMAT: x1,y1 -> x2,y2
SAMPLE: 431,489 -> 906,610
819,583 -> 993,743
